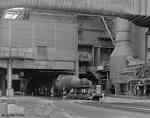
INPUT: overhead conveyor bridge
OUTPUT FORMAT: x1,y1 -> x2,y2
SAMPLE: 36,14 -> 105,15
0,0 -> 150,27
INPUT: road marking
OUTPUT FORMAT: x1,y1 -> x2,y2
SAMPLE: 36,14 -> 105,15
124,106 -> 150,111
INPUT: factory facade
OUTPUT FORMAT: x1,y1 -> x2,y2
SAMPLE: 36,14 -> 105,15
0,0 -> 149,97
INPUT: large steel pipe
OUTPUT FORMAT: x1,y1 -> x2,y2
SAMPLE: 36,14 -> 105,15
0,0 -> 134,16
110,18 -> 135,94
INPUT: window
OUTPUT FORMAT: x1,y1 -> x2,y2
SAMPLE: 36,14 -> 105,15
37,46 -> 48,60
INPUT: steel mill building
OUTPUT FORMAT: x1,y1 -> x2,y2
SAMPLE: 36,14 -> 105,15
0,0 -> 149,96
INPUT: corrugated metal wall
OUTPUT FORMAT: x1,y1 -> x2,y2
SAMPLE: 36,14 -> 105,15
0,12 -> 77,70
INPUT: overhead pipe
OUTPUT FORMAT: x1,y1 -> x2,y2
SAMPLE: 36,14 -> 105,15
0,0 -> 136,17
0,0 -> 148,28
99,16 -> 115,46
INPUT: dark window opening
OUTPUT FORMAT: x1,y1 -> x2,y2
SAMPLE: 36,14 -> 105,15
37,46 -> 48,60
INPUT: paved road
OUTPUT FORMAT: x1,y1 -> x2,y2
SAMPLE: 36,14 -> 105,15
53,100 -> 150,118
1,97 -> 150,118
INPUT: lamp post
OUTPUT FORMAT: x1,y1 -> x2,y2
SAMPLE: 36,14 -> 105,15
6,19 -> 13,97
3,7 -> 28,97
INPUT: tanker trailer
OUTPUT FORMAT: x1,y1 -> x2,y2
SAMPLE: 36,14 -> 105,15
54,75 -> 92,97
55,75 -> 81,91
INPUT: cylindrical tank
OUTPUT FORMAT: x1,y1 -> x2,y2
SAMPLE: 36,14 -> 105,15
55,75 -> 80,90
110,18 -> 134,85
55,75 -> 92,90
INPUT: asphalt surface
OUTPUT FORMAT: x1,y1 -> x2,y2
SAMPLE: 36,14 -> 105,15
77,101 -> 150,114
1,96 -> 150,118
54,99 -> 150,118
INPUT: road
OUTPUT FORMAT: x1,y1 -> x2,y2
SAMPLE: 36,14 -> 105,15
1,97 -> 150,118
53,100 -> 150,118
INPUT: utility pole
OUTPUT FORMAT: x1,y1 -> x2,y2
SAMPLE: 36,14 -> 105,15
6,20 -> 14,97
4,7 -> 28,97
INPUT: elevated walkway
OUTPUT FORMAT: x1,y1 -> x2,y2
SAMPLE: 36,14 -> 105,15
0,0 -> 149,27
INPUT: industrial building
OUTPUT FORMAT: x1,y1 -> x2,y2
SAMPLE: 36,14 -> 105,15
78,15 -> 114,90
110,18 -> 150,96
0,9 -> 78,96
0,8 -> 114,96
0,0 -> 150,97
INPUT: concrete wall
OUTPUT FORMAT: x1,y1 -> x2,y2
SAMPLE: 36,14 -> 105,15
0,12 -> 77,70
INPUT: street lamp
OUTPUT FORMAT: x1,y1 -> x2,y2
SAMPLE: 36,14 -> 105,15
2,7 -> 29,97
3,8 -> 27,20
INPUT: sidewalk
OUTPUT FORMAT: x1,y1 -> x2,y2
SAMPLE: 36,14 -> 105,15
1,95 -> 150,117
0,96 -> 70,118
75,96 -> 150,114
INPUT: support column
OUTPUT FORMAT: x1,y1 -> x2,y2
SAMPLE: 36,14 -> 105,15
97,47 -> 101,65
114,83 -> 120,95
1,73 -> 6,96
144,84 -> 147,96
6,20 -> 14,97
92,46 -> 95,65
106,71 -> 110,94
145,28 -> 150,64
75,25 -> 79,77
6,59 -> 14,97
